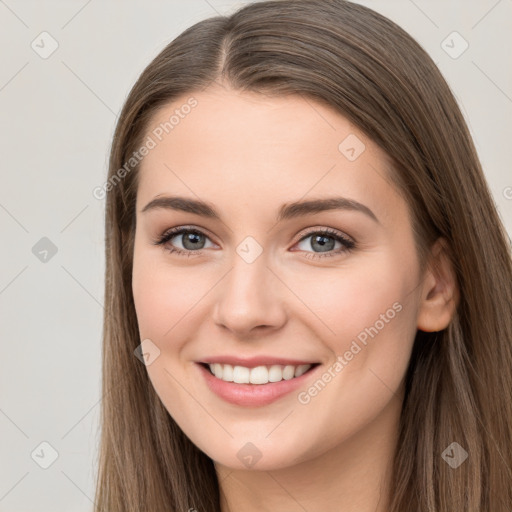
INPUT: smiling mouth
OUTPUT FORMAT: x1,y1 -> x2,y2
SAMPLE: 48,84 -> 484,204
200,362 -> 320,385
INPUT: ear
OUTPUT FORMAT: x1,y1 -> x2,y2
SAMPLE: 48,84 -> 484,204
417,238 -> 459,332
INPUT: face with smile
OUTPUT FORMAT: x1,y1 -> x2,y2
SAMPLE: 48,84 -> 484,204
131,85 -> 442,472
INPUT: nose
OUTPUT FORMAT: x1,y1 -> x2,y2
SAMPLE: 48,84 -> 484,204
212,252 -> 288,339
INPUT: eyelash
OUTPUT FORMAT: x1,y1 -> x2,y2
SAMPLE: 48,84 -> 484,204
152,225 -> 356,259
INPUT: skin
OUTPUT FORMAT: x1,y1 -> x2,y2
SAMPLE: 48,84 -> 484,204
131,84 -> 457,512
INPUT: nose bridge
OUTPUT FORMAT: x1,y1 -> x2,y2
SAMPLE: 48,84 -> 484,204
230,250 -> 272,298
213,245 -> 286,335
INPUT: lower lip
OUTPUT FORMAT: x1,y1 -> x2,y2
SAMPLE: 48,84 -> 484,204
196,363 -> 320,407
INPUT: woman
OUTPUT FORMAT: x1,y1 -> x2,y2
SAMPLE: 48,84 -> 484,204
94,1 -> 512,510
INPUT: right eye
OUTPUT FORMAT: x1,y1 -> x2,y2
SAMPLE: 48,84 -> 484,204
153,226 -> 216,255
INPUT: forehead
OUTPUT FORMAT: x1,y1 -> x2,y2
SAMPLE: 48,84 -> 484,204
144,86 -> 356,159
136,86 -> 399,221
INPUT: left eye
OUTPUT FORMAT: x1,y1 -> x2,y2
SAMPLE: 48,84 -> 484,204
295,231 -> 354,254
166,229 -> 215,251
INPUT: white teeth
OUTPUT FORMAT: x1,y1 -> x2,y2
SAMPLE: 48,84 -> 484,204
222,364 -> 234,382
268,365 -> 283,382
248,365 -> 268,384
294,364 -> 310,377
233,366 -> 250,383
213,363 -> 223,379
206,363 -> 314,384
282,365 -> 295,380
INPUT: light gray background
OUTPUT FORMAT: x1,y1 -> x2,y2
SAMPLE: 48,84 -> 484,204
0,1 -> 511,510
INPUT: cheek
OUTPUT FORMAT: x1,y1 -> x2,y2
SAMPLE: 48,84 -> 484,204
288,252 -> 416,347
132,247 -> 208,339
131,248 -> 212,426
286,249 -> 420,417
286,261 -> 418,451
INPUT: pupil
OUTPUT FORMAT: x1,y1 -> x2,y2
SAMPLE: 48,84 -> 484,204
312,235 -> 334,252
183,232 -> 204,250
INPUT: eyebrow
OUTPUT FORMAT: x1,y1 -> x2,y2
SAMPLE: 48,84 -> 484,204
141,195 -> 379,223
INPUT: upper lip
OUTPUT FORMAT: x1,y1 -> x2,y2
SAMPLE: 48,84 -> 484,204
197,356 -> 319,368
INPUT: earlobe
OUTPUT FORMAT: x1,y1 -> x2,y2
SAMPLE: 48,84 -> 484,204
417,238 -> 459,332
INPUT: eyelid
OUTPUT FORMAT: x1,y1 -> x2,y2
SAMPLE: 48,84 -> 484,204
293,225 -> 354,245
157,224 -> 217,244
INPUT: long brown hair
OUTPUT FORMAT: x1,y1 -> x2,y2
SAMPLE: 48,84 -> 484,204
94,1 -> 512,510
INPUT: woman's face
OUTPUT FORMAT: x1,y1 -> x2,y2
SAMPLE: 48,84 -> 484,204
132,85 -> 424,470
